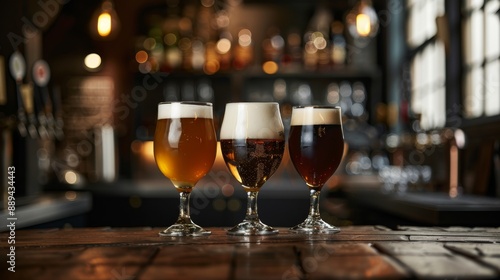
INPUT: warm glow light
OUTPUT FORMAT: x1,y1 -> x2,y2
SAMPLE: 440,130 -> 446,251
92,0 -> 120,40
356,13 -> 371,37
238,29 -> 252,47
164,33 -> 177,46
65,191 -> 77,201
142,141 -> 155,163
346,0 -> 379,38
201,0 -> 214,7
262,61 -> 278,74
135,50 -> 148,64
216,38 -> 232,54
304,41 -> 317,54
97,12 -> 112,37
313,36 -> 327,50
204,60 -> 220,75
143,37 -> 156,50
84,53 -> 102,70
64,171 -> 78,184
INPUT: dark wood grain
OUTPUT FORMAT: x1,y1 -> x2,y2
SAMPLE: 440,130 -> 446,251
1,226 -> 500,279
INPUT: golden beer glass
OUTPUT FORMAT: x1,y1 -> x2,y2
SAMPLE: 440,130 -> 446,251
154,102 -> 217,236
220,102 -> 285,235
288,106 -> 344,234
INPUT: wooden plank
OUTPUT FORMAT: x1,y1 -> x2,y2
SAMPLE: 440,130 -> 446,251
296,244 -> 409,279
0,227 -> 410,249
297,243 -> 379,256
445,243 -> 500,257
332,234 -> 409,242
374,242 -> 453,255
0,246 -> 156,280
3,226 -> 500,280
444,243 -> 500,274
4,227 -> 500,249
483,257 -> 500,272
409,235 -> 500,243
233,244 -> 300,280
374,242 -> 498,279
396,255 -> 497,279
140,244 -> 232,280
1,247 -> 86,265
0,264 -> 142,280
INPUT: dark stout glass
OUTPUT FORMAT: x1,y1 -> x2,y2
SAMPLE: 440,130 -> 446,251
287,106 -> 344,234
221,139 -> 285,192
288,124 -> 344,189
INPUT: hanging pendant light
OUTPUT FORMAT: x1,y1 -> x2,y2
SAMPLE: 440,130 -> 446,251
346,0 -> 379,39
91,0 -> 120,39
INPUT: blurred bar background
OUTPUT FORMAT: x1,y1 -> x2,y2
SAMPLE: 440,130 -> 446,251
0,0 -> 499,230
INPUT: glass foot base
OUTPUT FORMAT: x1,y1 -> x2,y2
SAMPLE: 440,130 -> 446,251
159,223 -> 211,237
227,220 -> 279,236
289,218 -> 340,234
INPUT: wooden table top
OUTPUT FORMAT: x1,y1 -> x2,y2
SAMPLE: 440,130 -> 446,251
2,226 -> 500,279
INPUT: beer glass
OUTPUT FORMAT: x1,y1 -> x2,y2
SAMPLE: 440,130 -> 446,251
288,106 -> 344,234
220,102 -> 285,235
154,102 -> 217,236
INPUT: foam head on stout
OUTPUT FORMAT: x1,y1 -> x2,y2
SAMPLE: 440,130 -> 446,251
220,102 -> 284,140
290,106 -> 342,126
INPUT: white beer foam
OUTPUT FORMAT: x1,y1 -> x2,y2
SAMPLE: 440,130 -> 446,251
220,102 -> 284,140
290,107 -> 342,125
157,103 -> 213,119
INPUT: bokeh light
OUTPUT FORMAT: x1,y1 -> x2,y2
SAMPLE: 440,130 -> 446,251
262,61 -> 278,74
84,53 -> 101,70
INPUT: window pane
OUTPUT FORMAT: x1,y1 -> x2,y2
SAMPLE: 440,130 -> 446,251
485,0 -> 500,59
485,60 -> 500,116
436,0 -> 445,16
416,43 -> 446,129
411,53 -> 422,114
470,10 -> 484,64
434,86 -> 446,128
432,43 -> 446,128
466,0 -> 484,10
435,41 -> 446,85
425,0 -> 438,39
464,67 -> 484,118
410,0 -> 427,47
407,2 -> 417,46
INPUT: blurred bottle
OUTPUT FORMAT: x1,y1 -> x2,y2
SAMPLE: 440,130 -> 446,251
216,31 -> 233,71
303,5 -> 332,71
282,29 -> 302,72
331,21 -> 346,66
233,28 -> 254,70
261,27 -> 284,74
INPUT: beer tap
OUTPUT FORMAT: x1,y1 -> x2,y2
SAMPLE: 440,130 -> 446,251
9,51 -> 29,137
51,86 -> 64,140
32,60 -> 52,140
33,83 -> 50,139
24,85 -> 39,139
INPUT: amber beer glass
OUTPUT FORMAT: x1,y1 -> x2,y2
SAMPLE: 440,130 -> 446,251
288,106 -> 344,233
154,102 -> 217,236
220,102 -> 285,235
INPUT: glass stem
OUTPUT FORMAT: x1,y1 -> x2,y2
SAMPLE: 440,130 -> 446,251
245,191 -> 259,222
308,189 -> 321,219
177,191 -> 192,224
